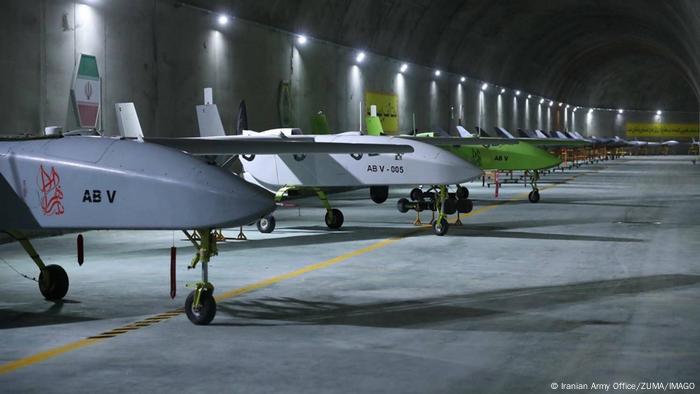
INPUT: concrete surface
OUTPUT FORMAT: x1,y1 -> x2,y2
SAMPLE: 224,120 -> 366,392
0,156 -> 699,393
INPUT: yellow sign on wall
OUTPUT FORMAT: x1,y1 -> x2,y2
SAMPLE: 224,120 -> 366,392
365,91 -> 398,134
626,123 -> 699,140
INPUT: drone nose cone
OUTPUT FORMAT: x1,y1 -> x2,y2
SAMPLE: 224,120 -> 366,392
228,177 -> 277,224
522,143 -> 561,169
548,153 -> 563,168
436,150 -> 482,183
205,168 -> 275,228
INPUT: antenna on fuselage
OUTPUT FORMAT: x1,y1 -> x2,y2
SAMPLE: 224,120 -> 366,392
412,113 -> 416,136
359,101 -> 363,133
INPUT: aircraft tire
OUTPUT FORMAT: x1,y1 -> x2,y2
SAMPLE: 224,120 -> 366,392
185,290 -> 217,325
444,198 -> 458,215
456,186 -> 469,200
39,264 -> 69,301
397,198 -> 411,213
370,186 -> 389,204
528,190 -> 541,203
256,215 -> 276,233
325,209 -> 344,229
457,199 -> 473,213
432,217 -> 449,236
409,188 -> 423,201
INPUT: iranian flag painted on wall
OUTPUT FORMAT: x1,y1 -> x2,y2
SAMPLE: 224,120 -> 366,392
73,54 -> 101,129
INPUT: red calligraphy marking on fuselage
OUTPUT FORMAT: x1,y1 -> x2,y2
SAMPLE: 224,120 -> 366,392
39,164 -> 65,216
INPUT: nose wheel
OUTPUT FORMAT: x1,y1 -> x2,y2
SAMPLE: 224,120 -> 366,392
528,170 -> 541,203
183,229 -> 219,325
432,217 -> 449,236
528,189 -> 540,203
185,287 -> 216,325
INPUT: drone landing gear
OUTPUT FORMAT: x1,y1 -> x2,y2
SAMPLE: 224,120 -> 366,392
8,231 -> 69,301
527,170 -> 541,203
183,228 -> 218,325
316,190 -> 344,230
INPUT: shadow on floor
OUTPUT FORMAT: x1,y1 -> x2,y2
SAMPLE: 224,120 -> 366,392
215,274 -> 700,332
0,299 -> 95,329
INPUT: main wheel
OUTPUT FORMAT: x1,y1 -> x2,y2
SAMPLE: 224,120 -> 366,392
38,264 -> 69,300
409,188 -> 423,201
325,209 -> 344,229
185,290 -> 217,325
528,189 -> 541,203
432,217 -> 449,236
456,186 -> 469,200
370,186 -> 389,204
256,215 -> 276,233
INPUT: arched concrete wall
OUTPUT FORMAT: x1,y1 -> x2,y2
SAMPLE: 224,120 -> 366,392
0,0 -> 697,140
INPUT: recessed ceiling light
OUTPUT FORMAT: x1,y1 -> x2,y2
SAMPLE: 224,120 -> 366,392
356,51 -> 366,63
217,15 -> 229,26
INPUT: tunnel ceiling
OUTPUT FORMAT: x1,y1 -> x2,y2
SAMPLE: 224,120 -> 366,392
184,0 -> 700,112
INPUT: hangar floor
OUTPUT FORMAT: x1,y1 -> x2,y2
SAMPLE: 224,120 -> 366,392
1,156 -> 699,393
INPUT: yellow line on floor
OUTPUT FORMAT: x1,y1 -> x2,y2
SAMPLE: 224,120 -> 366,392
215,234 -> 411,302
0,338 -> 103,375
0,173 -> 579,375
